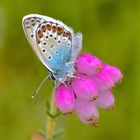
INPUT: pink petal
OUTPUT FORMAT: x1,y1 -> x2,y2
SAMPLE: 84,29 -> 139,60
76,53 -> 103,75
55,84 -> 75,114
71,74 -> 98,101
95,91 -> 115,110
93,70 -> 114,94
103,64 -> 123,84
75,99 -> 99,126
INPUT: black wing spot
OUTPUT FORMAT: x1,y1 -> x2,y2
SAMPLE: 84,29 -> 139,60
43,42 -> 47,46
31,34 -> 34,37
48,56 -> 52,59
42,49 -> 46,53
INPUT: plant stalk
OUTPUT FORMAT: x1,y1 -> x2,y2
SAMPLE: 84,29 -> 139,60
46,89 -> 57,140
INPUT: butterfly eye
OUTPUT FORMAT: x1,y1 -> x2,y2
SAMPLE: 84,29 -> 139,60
46,22 -> 52,30
50,74 -> 56,81
57,25 -> 64,35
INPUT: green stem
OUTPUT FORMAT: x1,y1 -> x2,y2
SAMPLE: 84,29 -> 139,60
46,90 -> 57,140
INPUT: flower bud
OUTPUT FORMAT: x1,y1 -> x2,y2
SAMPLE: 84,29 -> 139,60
55,84 -> 75,114
71,74 -> 98,101
75,99 -> 99,126
76,54 -> 103,75
95,91 -> 115,110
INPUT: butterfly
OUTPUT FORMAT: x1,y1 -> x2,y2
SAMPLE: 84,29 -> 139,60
22,14 -> 82,84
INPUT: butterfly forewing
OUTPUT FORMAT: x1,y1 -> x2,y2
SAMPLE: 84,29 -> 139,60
22,14 -> 73,72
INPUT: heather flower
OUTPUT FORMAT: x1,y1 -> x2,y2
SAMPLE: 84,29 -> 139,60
94,91 -> 115,110
76,54 -> 103,75
75,99 -> 99,126
55,53 -> 123,126
102,64 -> 123,84
71,74 -> 98,101
93,68 -> 114,94
55,84 -> 75,114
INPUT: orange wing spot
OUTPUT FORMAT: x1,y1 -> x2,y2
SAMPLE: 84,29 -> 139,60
57,25 -> 64,35
63,31 -> 70,37
52,24 -> 57,32
41,24 -> 46,32
46,22 -> 52,30
37,29 -> 43,38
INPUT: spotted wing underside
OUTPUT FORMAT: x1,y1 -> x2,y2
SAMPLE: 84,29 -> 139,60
22,14 -> 74,72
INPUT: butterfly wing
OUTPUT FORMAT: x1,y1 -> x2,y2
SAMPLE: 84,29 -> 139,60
71,32 -> 82,61
22,14 -> 73,73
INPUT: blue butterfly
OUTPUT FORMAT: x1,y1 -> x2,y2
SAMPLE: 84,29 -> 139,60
22,14 -> 82,84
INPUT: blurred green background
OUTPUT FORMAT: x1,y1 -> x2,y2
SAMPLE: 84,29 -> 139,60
0,0 -> 140,140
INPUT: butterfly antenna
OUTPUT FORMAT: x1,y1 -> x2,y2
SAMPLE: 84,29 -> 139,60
32,75 -> 50,104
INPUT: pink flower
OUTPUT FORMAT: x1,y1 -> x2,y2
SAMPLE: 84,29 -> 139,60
71,74 -> 98,101
75,99 -> 99,126
95,91 -> 115,110
103,64 -> 123,84
93,68 -> 114,94
55,84 -> 75,114
76,54 -> 103,75
55,53 -> 123,126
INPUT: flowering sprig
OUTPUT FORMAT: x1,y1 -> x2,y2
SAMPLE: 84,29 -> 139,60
55,53 -> 123,126
32,53 -> 123,140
